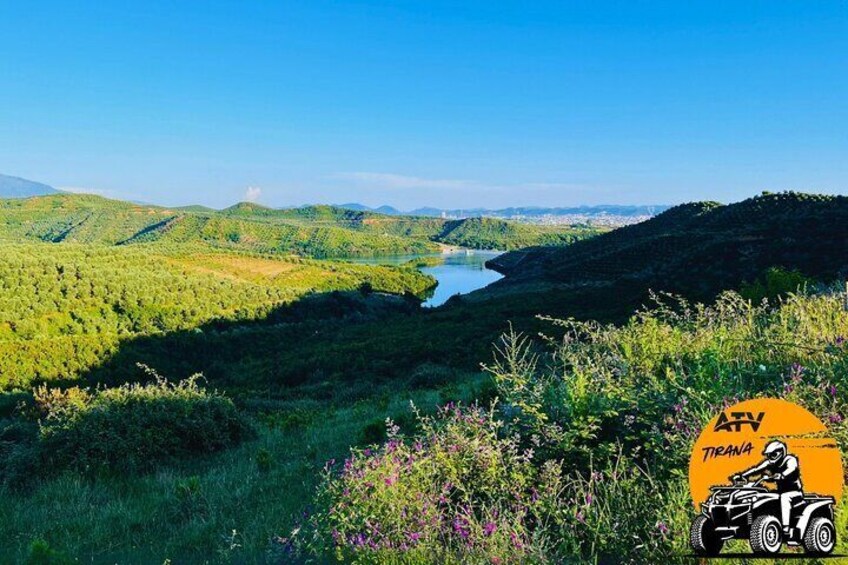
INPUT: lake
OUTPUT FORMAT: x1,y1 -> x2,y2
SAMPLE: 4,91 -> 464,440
345,250 -> 504,307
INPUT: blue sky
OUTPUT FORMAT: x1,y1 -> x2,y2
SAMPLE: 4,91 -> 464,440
2,1 -> 846,209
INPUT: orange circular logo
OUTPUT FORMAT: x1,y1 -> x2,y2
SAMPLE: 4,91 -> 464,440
688,398 -> 843,557
690,398 -> 843,508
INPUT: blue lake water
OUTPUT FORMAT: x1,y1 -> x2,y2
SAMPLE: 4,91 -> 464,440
345,250 -> 504,307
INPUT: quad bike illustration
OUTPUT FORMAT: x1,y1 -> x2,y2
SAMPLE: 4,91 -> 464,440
691,439 -> 837,556
690,474 -> 836,556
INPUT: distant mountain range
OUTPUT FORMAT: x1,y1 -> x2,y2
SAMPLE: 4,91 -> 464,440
337,203 -> 670,218
0,174 -> 59,198
0,173 -> 667,223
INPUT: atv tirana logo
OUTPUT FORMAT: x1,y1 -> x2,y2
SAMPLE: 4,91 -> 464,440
713,410 -> 765,432
689,398 -> 843,557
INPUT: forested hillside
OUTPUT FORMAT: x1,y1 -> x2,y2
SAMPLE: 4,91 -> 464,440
435,216 -> 585,249
0,195 -> 438,257
0,244 -> 434,390
221,203 -> 597,250
0,194 -> 597,257
487,192 -> 848,301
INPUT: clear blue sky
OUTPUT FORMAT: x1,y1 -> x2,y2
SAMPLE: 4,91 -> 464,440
2,1 -> 846,209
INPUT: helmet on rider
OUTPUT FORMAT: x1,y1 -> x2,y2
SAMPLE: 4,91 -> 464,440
762,440 -> 786,462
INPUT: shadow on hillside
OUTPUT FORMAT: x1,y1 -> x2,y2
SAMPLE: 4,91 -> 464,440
66,281 -> 644,402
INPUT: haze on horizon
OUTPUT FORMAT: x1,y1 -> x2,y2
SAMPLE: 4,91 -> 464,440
2,1 -> 846,210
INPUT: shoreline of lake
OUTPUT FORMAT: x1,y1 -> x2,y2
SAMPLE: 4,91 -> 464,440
336,248 -> 505,307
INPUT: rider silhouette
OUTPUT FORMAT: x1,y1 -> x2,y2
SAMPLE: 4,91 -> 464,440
732,440 -> 802,536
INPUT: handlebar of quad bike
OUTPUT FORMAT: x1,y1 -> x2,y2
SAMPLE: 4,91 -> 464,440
729,474 -> 776,487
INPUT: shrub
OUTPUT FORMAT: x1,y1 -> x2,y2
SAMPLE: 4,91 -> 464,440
32,367 -> 253,475
307,404 -> 689,563
310,404 -> 542,563
740,266 -> 813,302
25,538 -> 73,565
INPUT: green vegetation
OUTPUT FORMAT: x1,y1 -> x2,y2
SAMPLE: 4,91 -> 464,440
740,266 -> 814,302
1,190 -> 847,562
3,288 -> 848,562
268,205 -> 598,250
0,243 -> 434,390
0,375 -> 490,562
435,216 -> 587,249
301,289 -> 848,562
488,191 -> 848,302
0,194 -> 598,258
2,370 -> 251,485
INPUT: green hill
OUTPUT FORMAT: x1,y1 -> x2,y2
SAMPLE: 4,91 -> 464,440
0,194 -> 439,257
0,193 -> 179,244
487,191 -> 848,301
434,216 -> 588,250
0,244 -> 435,390
225,204 -> 600,250
119,213 -> 439,258
0,194 -> 599,257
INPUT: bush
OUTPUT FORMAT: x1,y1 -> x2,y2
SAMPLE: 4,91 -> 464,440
307,404 -> 688,563
310,404 -> 543,563
740,266 -> 813,302
25,538 -> 73,565
32,367 -> 253,475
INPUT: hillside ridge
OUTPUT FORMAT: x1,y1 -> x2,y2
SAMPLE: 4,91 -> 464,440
0,193 -> 598,257
487,191 -> 848,301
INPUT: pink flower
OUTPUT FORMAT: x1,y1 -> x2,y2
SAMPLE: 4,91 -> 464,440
483,522 -> 497,537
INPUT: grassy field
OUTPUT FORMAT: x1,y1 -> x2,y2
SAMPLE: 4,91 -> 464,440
0,372 -> 490,563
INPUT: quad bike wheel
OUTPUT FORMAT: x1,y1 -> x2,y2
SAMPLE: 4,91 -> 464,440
750,515 -> 782,555
690,515 -> 724,556
803,516 -> 836,555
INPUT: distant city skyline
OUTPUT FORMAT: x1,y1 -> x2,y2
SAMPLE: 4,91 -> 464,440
3,2 -> 846,209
